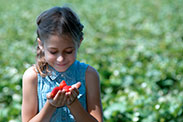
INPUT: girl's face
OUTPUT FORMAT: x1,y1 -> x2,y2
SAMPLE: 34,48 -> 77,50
43,35 -> 78,72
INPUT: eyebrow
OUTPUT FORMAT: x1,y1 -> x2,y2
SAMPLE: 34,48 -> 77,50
47,47 -> 75,50
48,47 -> 57,49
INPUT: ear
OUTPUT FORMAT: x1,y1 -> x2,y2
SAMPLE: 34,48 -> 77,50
80,37 -> 83,43
37,38 -> 44,50
78,37 -> 83,48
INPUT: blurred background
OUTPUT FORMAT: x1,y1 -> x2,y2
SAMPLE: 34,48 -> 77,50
0,0 -> 183,121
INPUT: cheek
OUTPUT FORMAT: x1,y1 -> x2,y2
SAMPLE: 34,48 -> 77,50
66,52 -> 77,62
66,54 -> 76,61
72,51 -> 77,59
45,52 -> 56,62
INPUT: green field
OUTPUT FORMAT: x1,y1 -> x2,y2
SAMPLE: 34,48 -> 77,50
0,0 -> 183,121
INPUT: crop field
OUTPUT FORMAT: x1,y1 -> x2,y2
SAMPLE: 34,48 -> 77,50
0,0 -> 183,121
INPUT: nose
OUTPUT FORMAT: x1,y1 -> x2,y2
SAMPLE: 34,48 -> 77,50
57,55 -> 64,62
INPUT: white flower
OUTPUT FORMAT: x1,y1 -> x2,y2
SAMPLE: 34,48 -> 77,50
155,104 -> 160,110
133,116 -> 139,122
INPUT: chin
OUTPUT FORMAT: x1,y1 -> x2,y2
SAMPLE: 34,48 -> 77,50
54,66 -> 67,72
54,63 -> 71,72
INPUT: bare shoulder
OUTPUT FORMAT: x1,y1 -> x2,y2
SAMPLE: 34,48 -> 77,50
22,65 -> 38,85
85,65 -> 100,83
85,66 -> 103,121
85,65 -> 100,92
22,66 -> 39,121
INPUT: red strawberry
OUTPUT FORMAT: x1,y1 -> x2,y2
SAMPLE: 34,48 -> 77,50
51,86 -> 61,98
63,85 -> 71,92
59,80 -> 67,89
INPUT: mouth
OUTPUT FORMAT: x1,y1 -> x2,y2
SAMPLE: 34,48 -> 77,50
56,63 -> 67,67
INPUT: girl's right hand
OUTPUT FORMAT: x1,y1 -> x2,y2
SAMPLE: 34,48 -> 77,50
46,90 -> 67,108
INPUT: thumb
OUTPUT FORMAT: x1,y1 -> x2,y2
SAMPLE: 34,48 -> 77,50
72,82 -> 81,89
46,92 -> 52,99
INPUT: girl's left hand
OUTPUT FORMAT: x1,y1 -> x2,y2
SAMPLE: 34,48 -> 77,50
66,82 -> 81,105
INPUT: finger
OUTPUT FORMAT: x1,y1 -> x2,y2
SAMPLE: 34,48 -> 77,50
68,94 -> 74,103
53,90 -> 64,101
53,90 -> 66,106
68,92 -> 77,105
70,89 -> 78,100
69,95 -> 74,102
71,88 -> 79,97
66,93 -> 72,104
67,96 -> 71,104
72,82 -> 81,89
46,92 -> 52,99
59,94 -> 67,105
67,87 -> 78,97
72,87 -> 79,95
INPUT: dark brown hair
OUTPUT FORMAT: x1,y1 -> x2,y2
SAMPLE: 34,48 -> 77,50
35,6 -> 84,77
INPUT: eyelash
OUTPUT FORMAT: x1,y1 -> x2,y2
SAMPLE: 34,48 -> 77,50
65,51 -> 73,54
49,51 -> 73,55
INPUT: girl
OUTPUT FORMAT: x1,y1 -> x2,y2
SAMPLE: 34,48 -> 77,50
21,6 -> 103,122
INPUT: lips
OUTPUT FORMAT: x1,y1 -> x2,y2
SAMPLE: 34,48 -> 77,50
56,63 -> 67,66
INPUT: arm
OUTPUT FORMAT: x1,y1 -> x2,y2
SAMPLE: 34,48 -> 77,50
67,66 -> 103,122
21,66 -> 56,122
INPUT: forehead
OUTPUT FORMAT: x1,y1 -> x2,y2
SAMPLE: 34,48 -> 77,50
44,35 -> 75,48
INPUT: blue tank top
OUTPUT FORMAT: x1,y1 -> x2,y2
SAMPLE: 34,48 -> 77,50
37,60 -> 89,122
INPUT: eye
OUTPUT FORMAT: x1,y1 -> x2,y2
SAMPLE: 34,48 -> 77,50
49,51 -> 57,54
64,48 -> 75,54
65,50 -> 73,54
